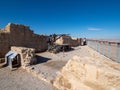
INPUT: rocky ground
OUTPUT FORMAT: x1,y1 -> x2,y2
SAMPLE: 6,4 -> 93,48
30,46 -> 92,83
0,67 -> 56,90
0,46 -> 119,90
0,46 -> 91,90
29,46 -> 115,83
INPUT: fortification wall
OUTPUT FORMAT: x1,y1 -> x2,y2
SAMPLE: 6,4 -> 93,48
0,23 -> 47,58
0,32 -> 10,57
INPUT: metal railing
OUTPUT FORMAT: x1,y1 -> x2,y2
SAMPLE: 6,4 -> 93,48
87,39 -> 120,63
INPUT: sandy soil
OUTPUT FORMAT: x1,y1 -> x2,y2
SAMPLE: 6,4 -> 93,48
0,67 -> 56,90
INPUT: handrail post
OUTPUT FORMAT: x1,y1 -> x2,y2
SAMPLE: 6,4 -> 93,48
116,43 -> 120,63
108,42 -> 111,59
102,42 -> 104,55
98,41 -> 100,52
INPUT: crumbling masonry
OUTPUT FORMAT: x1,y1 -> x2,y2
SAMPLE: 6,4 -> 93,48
0,23 -> 48,58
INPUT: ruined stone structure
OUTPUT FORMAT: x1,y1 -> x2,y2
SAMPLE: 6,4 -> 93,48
55,35 -> 72,45
71,38 -> 79,47
11,46 -> 37,68
55,36 -> 81,47
0,23 -> 48,58
54,56 -> 120,90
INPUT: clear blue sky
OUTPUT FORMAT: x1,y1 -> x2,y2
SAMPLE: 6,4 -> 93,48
0,0 -> 120,39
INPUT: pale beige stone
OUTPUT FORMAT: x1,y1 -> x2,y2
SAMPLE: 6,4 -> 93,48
11,46 -> 37,68
54,56 -> 120,90
0,23 -> 48,58
55,36 -> 80,47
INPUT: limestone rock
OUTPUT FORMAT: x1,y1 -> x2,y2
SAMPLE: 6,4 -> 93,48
54,56 -> 120,90
11,46 -> 37,68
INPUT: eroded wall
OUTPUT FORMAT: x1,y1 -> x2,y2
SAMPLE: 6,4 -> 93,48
55,36 -> 81,47
0,23 -> 47,58
54,56 -> 120,90
11,46 -> 37,68
0,31 -> 10,57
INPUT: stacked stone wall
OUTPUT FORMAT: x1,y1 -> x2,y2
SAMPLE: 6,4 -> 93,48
11,46 -> 37,68
0,23 -> 48,58
56,36 -> 82,47
0,31 -> 10,57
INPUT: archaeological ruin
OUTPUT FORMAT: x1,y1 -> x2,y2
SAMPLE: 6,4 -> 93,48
0,23 -> 48,58
0,23 -> 83,58
55,35 -> 82,47
11,46 -> 37,68
0,23 -> 120,90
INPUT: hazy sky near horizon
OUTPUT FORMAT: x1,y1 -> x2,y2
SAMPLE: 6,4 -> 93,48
0,0 -> 120,39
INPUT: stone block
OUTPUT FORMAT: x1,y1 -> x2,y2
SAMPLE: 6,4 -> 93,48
11,46 -> 37,68
54,56 -> 120,90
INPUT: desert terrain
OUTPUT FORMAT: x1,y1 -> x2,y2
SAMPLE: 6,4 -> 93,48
0,46 -> 120,90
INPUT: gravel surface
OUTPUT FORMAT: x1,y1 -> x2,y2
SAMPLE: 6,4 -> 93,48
0,67 -> 56,90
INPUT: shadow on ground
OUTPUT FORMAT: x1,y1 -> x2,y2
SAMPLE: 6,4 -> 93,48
65,47 -> 74,52
35,55 -> 51,64
0,62 -> 7,69
43,60 -> 68,70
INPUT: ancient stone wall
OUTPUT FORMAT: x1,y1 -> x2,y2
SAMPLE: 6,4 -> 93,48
0,23 -> 48,58
71,38 -> 79,47
55,36 -> 72,45
55,36 -> 81,47
54,56 -> 120,90
0,31 -> 10,57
